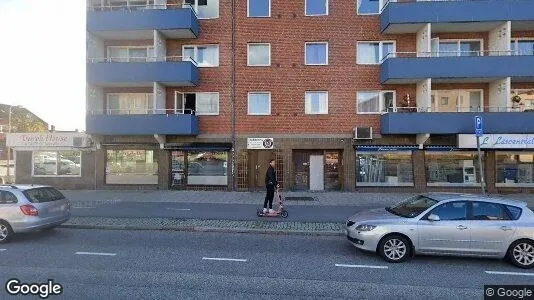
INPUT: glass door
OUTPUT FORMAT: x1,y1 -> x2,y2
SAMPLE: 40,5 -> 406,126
324,151 -> 342,190
170,151 -> 186,189
175,92 -> 185,114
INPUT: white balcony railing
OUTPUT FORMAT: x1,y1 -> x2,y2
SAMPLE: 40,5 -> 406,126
382,0 -> 473,10
87,56 -> 198,66
87,2 -> 196,16
381,50 -> 522,61
386,106 -> 534,113
89,108 -> 196,115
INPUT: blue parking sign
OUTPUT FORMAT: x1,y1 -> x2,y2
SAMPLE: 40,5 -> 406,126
475,116 -> 483,137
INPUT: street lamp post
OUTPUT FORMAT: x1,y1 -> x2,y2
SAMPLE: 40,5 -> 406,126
6,105 -> 21,184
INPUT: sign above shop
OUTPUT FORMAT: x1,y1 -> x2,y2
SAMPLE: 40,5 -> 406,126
247,138 -> 274,150
458,134 -> 534,149
6,132 -> 93,148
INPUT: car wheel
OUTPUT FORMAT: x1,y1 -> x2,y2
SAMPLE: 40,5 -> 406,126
0,221 -> 13,244
508,240 -> 534,269
378,235 -> 410,263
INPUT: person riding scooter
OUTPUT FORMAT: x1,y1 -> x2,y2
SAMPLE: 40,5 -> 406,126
263,159 -> 278,214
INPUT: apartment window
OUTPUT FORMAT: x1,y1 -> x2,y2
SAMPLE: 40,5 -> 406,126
248,0 -> 270,17
106,150 -> 158,185
107,93 -> 154,115
305,92 -> 328,114
496,152 -> 534,187
107,46 -> 154,62
184,0 -> 219,19
183,45 -> 219,67
357,41 -> 395,64
357,0 -> 382,15
430,90 -> 483,112
432,39 -> 482,57
510,89 -> 534,112
248,92 -> 271,115
305,42 -> 328,65
33,151 -> 82,177
102,0 -> 154,10
247,43 -> 271,66
357,91 -> 395,113
511,39 -> 534,56
196,92 -> 220,115
305,0 -> 328,16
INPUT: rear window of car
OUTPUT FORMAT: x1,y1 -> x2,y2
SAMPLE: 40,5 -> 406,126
505,205 -> 522,220
23,187 -> 66,203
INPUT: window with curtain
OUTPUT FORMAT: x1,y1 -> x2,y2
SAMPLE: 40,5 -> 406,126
183,45 -> 219,67
305,92 -> 328,114
357,41 -> 395,64
248,43 -> 271,66
357,91 -> 395,113
248,0 -> 270,17
107,46 -> 154,62
106,93 -> 154,115
305,0 -> 328,16
305,42 -> 328,65
196,93 -> 219,115
248,92 -> 271,115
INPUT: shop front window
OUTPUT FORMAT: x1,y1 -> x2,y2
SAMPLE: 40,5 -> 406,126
187,151 -> 228,185
33,151 -> 82,177
356,152 -> 413,186
106,150 -> 158,184
426,152 -> 481,186
496,152 -> 534,187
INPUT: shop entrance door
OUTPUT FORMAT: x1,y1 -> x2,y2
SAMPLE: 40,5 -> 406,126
309,155 -> 325,191
249,150 -> 274,190
170,151 -> 186,189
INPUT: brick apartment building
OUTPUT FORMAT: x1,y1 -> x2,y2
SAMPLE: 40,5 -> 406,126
85,0 -> 534,193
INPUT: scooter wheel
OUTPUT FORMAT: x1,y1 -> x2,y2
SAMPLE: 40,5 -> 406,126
281,210 -> 288,218
256,209 -> 262,217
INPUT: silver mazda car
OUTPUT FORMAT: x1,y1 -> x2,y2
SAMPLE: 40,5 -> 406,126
345,193 -> 534,268
0,185 -> 71,243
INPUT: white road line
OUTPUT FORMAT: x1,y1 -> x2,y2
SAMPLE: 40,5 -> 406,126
166,208 -> 191,211
485,271 -> 534,277
73,207 -> 97,209
202,257 -> 247,262
75,252 -> 116,256
335,264 -> 388,269
0,249 -> 6,251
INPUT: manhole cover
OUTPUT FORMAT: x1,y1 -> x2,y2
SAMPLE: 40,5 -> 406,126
285,197 -> 315,201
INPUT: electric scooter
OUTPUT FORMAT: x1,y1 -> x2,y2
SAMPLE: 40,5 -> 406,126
257,188 -> 288,218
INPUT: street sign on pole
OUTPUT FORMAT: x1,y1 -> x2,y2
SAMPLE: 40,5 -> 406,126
474,116 -> 486,195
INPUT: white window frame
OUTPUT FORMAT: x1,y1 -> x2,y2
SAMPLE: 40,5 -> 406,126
356,41 -> 396,65
305,42 -> 329,66
510,38 -> 534,55
305,0 -> 329,16
182,44 -> 220,67
177,92 -> 220,116
434,39 -> 484,57
106,46 -> 155,62
184,0 -> 220,19
247,43 -> 271,66
305,91 -> 329,115
32,151 -> 83,178
357,90 -> 396,114
357,0 -> 387,15
247,92 -> 271,115
247,0 -> 271,17
106,93 -> 154,115
430,89 -> 484,113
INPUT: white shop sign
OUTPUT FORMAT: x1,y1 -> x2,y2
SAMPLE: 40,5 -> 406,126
458,134 -> 534,149
6,133 -> 92,148
247,138 -> 274,150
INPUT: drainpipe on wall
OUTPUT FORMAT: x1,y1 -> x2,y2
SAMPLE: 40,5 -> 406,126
230,0 -> 237,191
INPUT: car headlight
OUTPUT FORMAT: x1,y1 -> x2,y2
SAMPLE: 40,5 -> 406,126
355,224 -> 376,231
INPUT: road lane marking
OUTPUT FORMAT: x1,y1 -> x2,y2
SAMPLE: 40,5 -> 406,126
202,257 -> 247,262
485,271 -> 534,277
75,252 -> 116,256
0,249 -> 6,251
73,207 -> 97,209
335,264 -> 388,269
166,208 -> 192,211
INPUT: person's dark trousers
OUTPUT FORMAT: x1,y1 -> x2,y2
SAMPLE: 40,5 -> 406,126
264,187 -> 275,210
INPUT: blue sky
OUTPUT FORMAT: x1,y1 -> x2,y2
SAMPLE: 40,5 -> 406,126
0,0 -> 86,131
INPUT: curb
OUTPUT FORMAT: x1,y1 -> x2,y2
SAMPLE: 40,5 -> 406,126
58,224 -> 344,237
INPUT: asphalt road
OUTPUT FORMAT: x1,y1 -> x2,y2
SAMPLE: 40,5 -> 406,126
71,201 -> 379,222
1,229 -> 532,299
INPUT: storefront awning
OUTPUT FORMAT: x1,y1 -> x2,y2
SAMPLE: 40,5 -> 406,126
164,142 -> 232,151
354,145 -> 419,152
424,146 -> 459,152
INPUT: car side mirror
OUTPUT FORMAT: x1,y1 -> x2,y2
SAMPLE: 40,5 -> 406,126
428,214 -> 440,222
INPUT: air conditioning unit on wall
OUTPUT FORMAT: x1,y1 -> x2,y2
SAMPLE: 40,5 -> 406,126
354,127 -> 373,140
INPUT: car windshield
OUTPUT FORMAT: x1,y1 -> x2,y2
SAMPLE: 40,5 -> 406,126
23,187 -> 66,203
386,195 -> 438,218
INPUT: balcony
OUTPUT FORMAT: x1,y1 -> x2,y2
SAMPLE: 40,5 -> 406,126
86,109 -> 199,136
381,0 -> 534,34
87,57 -> 199,87
87,4 -> 199,39
380,108 -> 534,135
380,52 -> 534,84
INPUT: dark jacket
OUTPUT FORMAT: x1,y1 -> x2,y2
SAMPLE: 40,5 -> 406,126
265,165 -> 277,188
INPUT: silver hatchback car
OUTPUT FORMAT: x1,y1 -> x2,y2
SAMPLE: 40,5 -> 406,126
0,185 -> 71,243
346,193 -> 534,268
